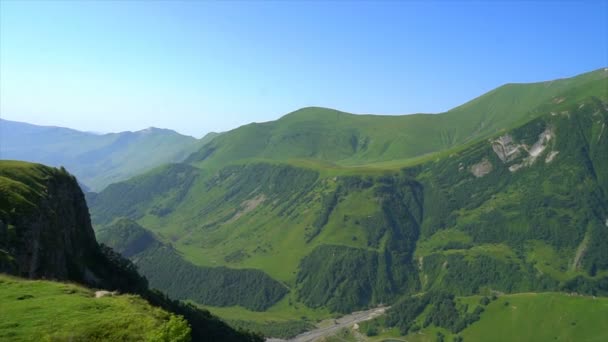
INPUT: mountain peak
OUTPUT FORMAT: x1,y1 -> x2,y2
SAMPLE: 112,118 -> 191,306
279,106 -> 350,121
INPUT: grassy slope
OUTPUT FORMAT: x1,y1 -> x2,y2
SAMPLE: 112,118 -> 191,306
88,68 -> 608,328
96,219 -> 289,311
0,120 -> 216,191
93,79 -> 608,280
0,274 -> 190,342
461,293 -> 608,342
328,293 -> 608,342
0,160 -> 54,217
188,68 -> 607,169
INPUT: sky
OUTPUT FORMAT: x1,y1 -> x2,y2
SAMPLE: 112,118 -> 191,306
0,1 -> 607,137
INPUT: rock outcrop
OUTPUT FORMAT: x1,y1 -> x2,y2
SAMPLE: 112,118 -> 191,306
0,162 -> 100,282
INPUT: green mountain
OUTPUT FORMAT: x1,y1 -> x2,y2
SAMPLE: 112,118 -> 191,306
0,119 -> 218,191
186,68 -> 607,169
89,68 -> 608,338
0,160 -> 261,341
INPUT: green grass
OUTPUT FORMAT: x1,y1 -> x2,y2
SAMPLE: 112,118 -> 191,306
194,295 -> 332,338
462,293 -> 608,342
0,274 -> 190,342
0,160 -> 66,219
524,240 -> 577,281
197,292 -> 333,323
339,293 -> 608,342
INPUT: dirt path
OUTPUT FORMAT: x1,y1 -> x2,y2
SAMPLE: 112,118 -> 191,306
267,306 -> 387,342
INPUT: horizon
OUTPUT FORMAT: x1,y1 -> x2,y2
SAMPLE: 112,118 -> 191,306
1,1 -> 607,137
1,66 -> 605,138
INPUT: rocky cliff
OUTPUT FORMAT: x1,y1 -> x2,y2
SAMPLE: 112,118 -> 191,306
0,161 -> 100,282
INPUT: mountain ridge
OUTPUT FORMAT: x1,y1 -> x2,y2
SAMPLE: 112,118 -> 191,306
15,67 -> 605,339
0,119 -> 217,191
186,68 -> 607,170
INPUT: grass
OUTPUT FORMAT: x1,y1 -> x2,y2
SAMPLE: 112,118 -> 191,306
524,240 -> 578,281
0,160 -> 62,218
462,293 -> 608,342
197,292 -> 333,323
195,295 -> 333,338
331,293 -> 608,342
0,274 -> 189,341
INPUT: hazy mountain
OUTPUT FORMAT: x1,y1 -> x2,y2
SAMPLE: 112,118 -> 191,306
0,120 -> 218,191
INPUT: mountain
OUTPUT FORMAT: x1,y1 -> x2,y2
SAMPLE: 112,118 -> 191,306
0,160 -> 262,341
88,68 -> 608,338
186,68 -> 607,169
0,120 -> 217,191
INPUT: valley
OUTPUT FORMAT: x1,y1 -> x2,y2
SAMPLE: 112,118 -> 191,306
2,2 -> 607,340
85,69 -> 608,339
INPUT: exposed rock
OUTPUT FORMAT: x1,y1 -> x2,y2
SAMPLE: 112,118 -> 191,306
495,126 -> 555,172
492,134 -> 522,163
527,127 -> 554,158
509,163 -> 524,172
545,151 -> 559,163
0,168 -> 100,281
95,290 -> 117,298
470,158 -> 493,178
226,194 -> 267,224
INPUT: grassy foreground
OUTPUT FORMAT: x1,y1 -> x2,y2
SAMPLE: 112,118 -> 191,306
0,274 -> 190,342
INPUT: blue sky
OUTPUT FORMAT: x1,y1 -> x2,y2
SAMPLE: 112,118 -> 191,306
1,1 -> 607,137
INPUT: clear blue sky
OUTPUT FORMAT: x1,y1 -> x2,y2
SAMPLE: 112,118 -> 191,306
1,1 -> 607,137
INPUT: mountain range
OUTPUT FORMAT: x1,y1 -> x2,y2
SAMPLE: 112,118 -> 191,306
86,68 -> 608,339
0,119 -> 218,191
2,67 -> 608,341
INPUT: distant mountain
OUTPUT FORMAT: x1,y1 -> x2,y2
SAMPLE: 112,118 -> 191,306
0,160 -> 261,341
0,120 -> 218,191
187,68 -> 608,169
88,68 -> 608,339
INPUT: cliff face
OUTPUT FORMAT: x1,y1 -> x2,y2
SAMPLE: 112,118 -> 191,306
0,161 -> 99,282
0,161 -> 264,342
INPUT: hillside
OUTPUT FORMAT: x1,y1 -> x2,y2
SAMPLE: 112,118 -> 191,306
186,68 -> 608,169
0,160 -> 262,341
0,274 -> 190,342
97,219 -> 288,311
88,68 -> 608,337
0,120 -> 217,191
330,292 -> 608,342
